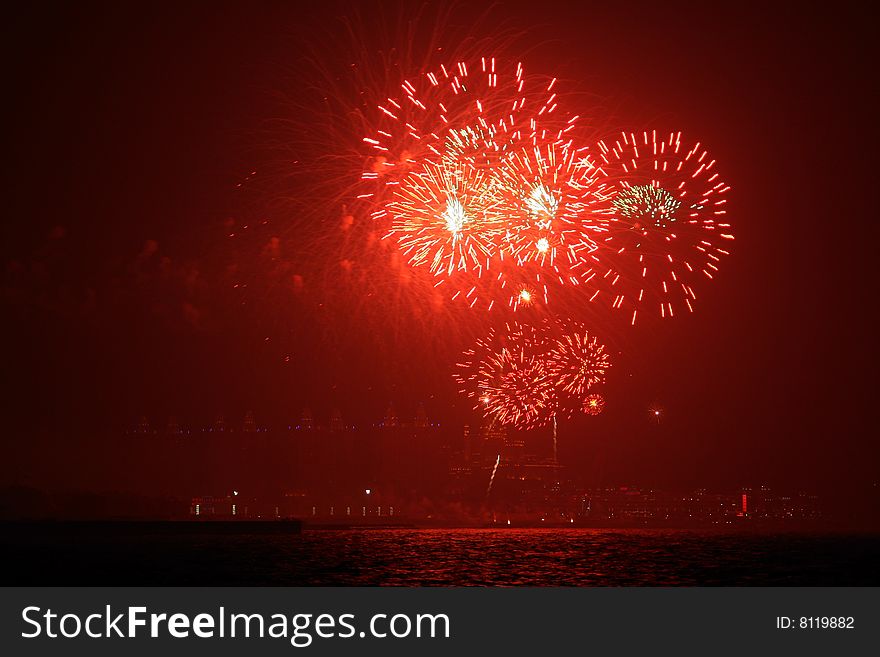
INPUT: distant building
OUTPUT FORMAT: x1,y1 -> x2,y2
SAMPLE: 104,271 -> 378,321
382,404 -> 399,428
329,408 -> 344,432
166,416 -> 181,435
299,408 -> 313,431
414,403 -> 428,428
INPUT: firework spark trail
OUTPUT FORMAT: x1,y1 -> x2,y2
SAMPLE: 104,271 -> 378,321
486,453 -> 501,499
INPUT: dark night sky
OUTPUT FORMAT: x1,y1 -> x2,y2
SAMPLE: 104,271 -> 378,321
1,2 -> 877,499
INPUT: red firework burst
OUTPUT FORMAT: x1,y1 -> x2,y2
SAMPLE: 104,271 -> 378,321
487,142 -> 614,306
545,320 -> 612,397
582,393 -> 606,416
454,321 -> 555,429
385,156 -> 508,277
455,318 -> 612,428
362,57 -> 599,311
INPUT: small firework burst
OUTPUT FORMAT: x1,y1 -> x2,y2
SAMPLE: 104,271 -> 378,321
513,283 -> 539,309
649,405 -> 663,423
582,393 -> 606,416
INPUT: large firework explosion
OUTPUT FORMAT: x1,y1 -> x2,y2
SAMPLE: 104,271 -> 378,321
358,64 -> 735,323
223,52 -> 528,374
229,7 -> 736,431
359,54 -> 621,312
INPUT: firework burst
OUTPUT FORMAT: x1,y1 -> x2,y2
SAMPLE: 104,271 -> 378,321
582,393 -> 606,416
489,142 -> 614,302
454,321 -> 556,429
590,130 -> 734,324
385,156 -> 508,276
481,348 -> 555,427
363,57 -> 600,311
455,318 -> 612,428
545,321 -> 612,397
